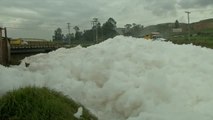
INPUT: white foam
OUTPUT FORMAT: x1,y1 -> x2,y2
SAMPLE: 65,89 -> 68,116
1,36 -> 213,120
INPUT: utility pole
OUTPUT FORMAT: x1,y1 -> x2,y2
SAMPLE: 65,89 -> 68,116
0,27 -> 3,65
67,23 -> 71,44
91,18 -> 99,43
185,11 -> 191,41
0,27 -> 10,66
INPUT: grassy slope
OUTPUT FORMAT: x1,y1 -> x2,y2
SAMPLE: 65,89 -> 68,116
168,35 -> 213,49
168,27 -> 213,49
0,87 -> 98,120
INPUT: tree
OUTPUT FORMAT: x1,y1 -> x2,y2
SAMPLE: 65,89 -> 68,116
52,28 -> 64,42
64,33 -> 74,44
73,26 -> 82,40
97,22 -> 103,41
73,26 -> 80,32
124,23 -> 143,37
125,24 -> 132,30
83,30 -> 94,41
131,24 -> 143,37
102,17 -> 118,40
175,20 -> 180,28
124,24 -> 132,36
75,32 -> 83,41
132,23 -> 136,27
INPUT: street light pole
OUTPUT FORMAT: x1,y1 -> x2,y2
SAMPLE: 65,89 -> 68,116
67,23 -> 71,44
185,11 -> 191,40
91,18 -> 98,43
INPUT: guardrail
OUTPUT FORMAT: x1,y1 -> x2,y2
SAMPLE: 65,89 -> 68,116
10,44 -> 63,54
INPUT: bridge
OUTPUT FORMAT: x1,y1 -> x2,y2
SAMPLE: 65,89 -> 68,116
10,44 -> 63,54
8,44 -> 66,65
0,27 -> 95,66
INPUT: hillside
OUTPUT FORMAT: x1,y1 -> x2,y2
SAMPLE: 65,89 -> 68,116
191,19 -> 213,32
141,18 -> 213,38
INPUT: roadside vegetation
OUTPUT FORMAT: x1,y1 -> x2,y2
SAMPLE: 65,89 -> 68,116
0,86 -> 98,120
168,38 -> 213,49
168,29 -> 213,49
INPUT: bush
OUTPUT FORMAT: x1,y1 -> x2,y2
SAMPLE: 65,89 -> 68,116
0,86 -> 98,120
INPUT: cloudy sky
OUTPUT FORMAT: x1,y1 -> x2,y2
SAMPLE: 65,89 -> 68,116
0,0 -> 212,40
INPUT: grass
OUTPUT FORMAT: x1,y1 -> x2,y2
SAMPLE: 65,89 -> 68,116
168,35 -> 213,49
0,86 -> 98,120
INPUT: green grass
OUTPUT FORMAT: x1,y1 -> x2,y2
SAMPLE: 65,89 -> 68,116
202,28 -> 213,33
0,86 -> 98,120
168,35 -> 213,49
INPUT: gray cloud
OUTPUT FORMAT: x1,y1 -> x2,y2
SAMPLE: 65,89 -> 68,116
0,0 -> 104,39
178,0 -> 213,8
0,0 -> 212,39
0,0 -> 102,24
143,0 -> 178,16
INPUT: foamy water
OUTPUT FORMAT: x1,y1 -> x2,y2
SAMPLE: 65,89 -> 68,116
1,36 -> 213,120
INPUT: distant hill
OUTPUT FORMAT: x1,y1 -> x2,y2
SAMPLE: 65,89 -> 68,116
141,18 -> 213,38
191,19 -> 213,32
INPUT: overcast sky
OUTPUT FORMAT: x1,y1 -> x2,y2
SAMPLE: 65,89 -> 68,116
0,0 -> 212,40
